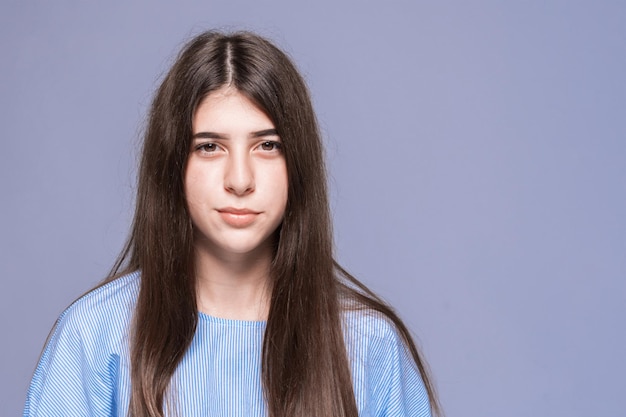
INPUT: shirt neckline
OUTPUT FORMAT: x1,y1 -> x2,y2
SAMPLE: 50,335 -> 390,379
198,311 -> 267,327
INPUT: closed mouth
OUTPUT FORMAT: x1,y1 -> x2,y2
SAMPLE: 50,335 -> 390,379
217,207 -> 260,215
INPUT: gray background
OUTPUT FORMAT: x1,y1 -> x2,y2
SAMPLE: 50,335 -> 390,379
1,1 -> 624,416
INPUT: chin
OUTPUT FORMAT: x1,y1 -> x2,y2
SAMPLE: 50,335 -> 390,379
217,237 -> 274,257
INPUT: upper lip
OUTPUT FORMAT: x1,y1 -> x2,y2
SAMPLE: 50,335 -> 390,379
217,207 -> 260,215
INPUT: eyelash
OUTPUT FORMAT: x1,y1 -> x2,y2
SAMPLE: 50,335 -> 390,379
258,141 -> 282,152
197,143 -> 219,153
195,141 -> 283,154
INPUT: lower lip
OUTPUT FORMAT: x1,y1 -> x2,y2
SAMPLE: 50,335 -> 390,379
218,211 -> 258,227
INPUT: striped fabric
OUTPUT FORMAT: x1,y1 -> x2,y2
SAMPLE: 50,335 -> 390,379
24,272 -> 431,417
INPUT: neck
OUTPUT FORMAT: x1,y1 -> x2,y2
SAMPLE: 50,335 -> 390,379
193,241 -> 273,321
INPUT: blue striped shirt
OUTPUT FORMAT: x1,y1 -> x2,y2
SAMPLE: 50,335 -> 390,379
24,272 -> 431,416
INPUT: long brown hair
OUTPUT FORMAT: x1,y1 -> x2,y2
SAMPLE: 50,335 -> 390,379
107,30 -> 441,417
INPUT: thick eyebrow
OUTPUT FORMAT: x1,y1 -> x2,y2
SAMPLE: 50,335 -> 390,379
192,131 -> 226,139
192,129 -> 279,140
251,128 -> 279,138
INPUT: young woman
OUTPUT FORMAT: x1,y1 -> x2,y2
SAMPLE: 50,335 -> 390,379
24,31 -> 441,417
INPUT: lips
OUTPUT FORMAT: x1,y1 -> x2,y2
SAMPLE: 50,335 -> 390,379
217,207 -> 260,227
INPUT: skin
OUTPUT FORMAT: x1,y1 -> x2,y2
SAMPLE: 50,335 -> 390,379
185,87 -> 288,321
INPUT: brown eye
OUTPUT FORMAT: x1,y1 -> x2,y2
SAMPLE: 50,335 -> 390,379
198,143 -> 218,152
260,141 -> 282,151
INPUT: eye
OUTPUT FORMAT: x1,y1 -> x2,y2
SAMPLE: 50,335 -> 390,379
259,141 -> 282,152
196,142 -> 219,153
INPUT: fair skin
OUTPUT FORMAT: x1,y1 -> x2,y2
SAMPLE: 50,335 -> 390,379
185,87 -> 288,321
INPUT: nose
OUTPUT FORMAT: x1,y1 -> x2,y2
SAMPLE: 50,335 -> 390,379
224,151 -> 255,196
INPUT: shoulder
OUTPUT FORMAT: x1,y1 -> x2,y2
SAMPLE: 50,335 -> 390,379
342,309 -> 415,381
46,271 -> 140,359
343,309 -> 432,417
57,271 -> 139,334
342,308 -> 405,350
24,272 -> 140,416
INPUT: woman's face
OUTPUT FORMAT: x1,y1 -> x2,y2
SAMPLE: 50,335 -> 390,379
185,87 -> 288,260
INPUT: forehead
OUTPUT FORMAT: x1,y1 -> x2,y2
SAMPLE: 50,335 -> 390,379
193,88 -> 275,134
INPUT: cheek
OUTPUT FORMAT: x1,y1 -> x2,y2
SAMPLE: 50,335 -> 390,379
275,165 -> 289,208
183,165 -> 208,207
